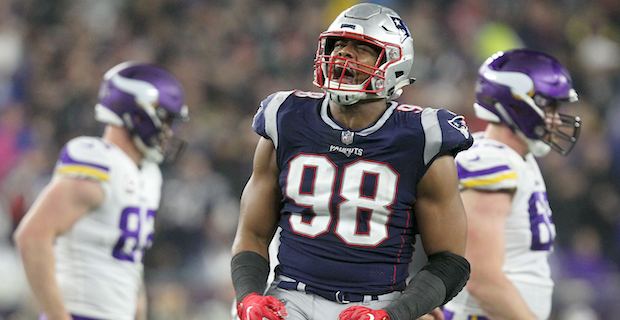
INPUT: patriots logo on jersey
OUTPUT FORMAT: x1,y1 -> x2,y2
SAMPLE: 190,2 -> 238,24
390,16 -> 410,43
448,115 -> 470,139
329,145 -> 363,157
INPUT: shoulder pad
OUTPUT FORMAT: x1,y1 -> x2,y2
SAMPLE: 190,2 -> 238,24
252,90 -> 295,147
421,108 -> 473,165
455,138 -> 518,191
54,137 -> 112,182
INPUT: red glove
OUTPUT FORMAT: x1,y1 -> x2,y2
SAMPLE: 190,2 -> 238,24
338,306 -> 390,320
237,293 -> 288,320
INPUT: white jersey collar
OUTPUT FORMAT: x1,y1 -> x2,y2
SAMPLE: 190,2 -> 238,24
320,99 -> 397,136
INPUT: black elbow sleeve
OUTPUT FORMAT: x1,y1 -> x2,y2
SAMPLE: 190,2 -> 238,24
383,251 -> 470,320
421,251 -> 470,304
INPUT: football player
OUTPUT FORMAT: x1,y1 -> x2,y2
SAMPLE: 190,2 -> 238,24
231,3 -> 473,320
442,49 -> 581,320
13,62 -> 189,320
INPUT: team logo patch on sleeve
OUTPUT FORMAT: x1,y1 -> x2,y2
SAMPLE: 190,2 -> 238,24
448,116 -> 470,139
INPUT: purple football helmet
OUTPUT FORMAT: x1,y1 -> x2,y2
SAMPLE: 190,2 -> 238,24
95,62 -> 189,163
474,49 -> 581,156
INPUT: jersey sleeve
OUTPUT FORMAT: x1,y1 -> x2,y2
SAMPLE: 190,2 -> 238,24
251,90 -> 295,148
54,137 -> 112,183
455,143 -> 518,191
251,95 -> 271,139
420,108 -> 473,167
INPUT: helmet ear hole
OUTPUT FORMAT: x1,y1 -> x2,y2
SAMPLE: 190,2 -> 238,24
133,113 -> 143,124
479,95 -> 495,107
509,104 -> 527,116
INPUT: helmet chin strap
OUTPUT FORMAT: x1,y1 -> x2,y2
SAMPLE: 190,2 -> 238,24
325,79 -> 368,105
325,77 -> 415,105
516,131 -> 552,157
327,90 -> 367,105
133,136 -> 164,163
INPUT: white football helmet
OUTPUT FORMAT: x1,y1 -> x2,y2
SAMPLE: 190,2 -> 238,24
313,3 -> 415,105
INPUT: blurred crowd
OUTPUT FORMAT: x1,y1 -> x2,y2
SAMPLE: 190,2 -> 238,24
0,0 -> 619,319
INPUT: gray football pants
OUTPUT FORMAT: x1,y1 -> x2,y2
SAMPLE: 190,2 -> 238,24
265,282 -> 401,320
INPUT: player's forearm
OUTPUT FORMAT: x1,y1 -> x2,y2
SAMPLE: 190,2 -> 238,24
467,276 -> 537,320
231,251 -> 270,301
16,239 -> 71,320
385,252 -> 470,320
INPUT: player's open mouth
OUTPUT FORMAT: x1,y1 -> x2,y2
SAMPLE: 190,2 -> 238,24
332,66 -> 356,84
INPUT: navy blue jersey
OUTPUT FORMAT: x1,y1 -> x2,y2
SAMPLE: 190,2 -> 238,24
252,90 -> 473,295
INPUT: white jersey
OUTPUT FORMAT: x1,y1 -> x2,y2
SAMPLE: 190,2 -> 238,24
444,134 -> 554,320
52,136 -> 162,320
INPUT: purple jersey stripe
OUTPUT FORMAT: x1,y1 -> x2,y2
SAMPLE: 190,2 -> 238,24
456,162 -> 510,180
71,316 -> 103,320
40,315 -> 103,320
443,308 -> 454,320
58,146 -> 109,172
441,309 -> 490,320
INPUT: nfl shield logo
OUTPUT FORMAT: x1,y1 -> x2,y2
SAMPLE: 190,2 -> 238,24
341,130 -> 354,145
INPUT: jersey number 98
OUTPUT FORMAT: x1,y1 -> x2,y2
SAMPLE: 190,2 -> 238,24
286,154 -> 398,247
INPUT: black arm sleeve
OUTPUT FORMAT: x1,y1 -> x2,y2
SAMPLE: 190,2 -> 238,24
423,251 -> 470,304
383,251 -> 470,320
231,251 -> 271,302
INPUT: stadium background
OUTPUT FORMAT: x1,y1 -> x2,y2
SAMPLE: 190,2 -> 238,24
0,0 -> 619,319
